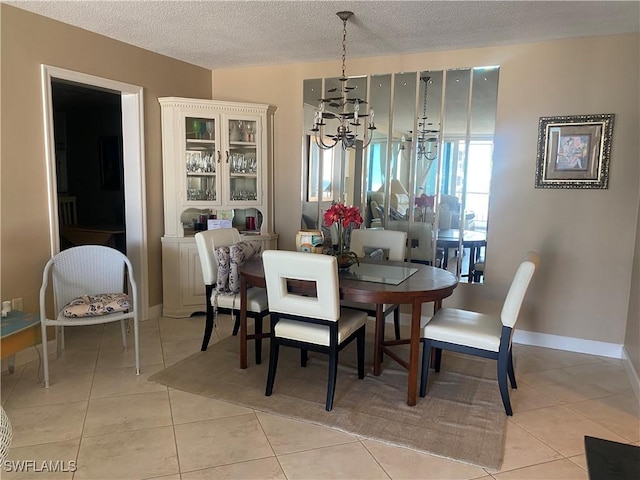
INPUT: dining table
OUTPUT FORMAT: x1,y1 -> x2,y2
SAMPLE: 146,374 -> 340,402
238,256 -> 458,406
437,229 -> 487,278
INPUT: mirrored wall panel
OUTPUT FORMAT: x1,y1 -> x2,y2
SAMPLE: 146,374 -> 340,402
302,66 -> 499,283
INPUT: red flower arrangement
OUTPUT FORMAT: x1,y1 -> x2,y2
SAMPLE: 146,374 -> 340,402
323,203 -> 363,229
323,203 -> 363,268
415,193 -> 435,208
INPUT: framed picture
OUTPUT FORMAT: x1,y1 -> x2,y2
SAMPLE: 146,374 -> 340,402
99,136 -> 123,190
535,113 -> 614,189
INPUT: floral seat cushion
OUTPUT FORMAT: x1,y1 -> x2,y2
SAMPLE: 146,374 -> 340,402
62,293 -> 130,317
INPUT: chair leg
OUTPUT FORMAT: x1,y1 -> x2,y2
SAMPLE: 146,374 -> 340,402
326,350 -> 339,411
507,348 -> 517,389
41,322 -> 50,388
356,327 -> 365,379
265,340 -> 280,397
420,339 -> 431,397
120,319 -> 128,351
201,310 -> 215,351
134,317 -> 140,376
497,351 -> 513,416
254,315 -> 263,365
393,307 -> 401,340
232,312 -> 240,336
434,348 -> 442,372
56,326 -> 63,358
202,285 -> 215,351
301,349 -> 308,367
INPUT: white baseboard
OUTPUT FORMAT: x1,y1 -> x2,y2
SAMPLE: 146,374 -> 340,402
512,329 -> 623,359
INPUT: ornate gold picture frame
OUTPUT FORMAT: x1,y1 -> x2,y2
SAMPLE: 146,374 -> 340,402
535,114 -> 614,189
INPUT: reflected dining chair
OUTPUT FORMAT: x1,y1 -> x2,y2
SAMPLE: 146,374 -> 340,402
262,250 -> 367,411
343,228 -> 407,340
58,195 -> 77,226
194,228 -> 269,361
420,251 -> 539,415
39,245 -> 139,388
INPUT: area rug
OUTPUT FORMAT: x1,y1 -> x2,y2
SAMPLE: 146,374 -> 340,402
149,335 -> 506,469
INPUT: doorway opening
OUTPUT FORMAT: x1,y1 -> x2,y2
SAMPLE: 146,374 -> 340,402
41,65 -> 149,320
52,80 -> 126,253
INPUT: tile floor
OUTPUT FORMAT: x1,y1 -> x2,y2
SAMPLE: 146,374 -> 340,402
2,315 -> 639,480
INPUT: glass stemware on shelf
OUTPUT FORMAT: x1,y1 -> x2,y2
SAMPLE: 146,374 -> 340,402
237,121 -> 244,141
186,152 -> 215,173
205,121 -> 214,140
191,119 -> 200,139
230,154 -> 257,174
245,122 -> 255,142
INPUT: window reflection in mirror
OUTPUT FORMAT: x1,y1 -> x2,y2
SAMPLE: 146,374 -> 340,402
437,67 -> 499,282
365,74 -> 391,229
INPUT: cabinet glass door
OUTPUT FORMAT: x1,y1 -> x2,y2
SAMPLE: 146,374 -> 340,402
185,117 -> 219,202
226,117 -> 259,203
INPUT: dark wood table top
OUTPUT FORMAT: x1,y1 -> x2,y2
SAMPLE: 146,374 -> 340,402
239,256 -> 458,305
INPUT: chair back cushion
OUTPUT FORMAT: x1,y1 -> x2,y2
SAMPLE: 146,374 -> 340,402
501,251 -> 540,327
214,240 -> 263,293
262,250 -> 339,321
194,228 -> 241,284
49,245 -> 131,310
349,229 -> 406,261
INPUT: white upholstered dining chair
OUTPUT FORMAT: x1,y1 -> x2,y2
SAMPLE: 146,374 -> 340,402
420,251 -> 539,415
262,250 -> 367,411
343,228 -> 407,340
39,245 -> 139,388
194,228 -> 269,362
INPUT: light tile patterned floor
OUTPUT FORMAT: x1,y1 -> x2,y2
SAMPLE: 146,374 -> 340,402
2,315 -> 639,479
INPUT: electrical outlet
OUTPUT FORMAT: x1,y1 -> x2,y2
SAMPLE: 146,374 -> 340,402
11,298 -> 23,311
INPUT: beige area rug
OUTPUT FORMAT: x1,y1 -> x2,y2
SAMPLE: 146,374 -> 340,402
149,335 -> 506,469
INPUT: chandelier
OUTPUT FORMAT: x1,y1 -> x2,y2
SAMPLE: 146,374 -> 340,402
310,11 -> 376,150
415,75 -> 439,162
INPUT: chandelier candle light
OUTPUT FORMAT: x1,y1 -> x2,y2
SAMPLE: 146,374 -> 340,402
311,11 -> 376,150
324,202 -> 363,269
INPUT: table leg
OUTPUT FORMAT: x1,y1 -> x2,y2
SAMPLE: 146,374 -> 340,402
407,298 -> 422,406
467,246 -> 476,279
373,303 -> 385,376
240,276 -> 248,369
8,354 -> 15,374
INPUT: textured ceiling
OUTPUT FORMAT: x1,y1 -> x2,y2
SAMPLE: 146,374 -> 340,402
7,1 -> 640,70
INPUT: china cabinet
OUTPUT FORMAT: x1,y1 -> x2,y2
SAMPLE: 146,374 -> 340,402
159,97 -> 277,317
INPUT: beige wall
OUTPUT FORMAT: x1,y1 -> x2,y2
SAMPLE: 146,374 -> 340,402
1,5 -> 212,311
211,33 -> 640,349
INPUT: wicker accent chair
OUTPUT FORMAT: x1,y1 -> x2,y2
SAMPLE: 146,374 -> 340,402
39,245 -> 139,388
